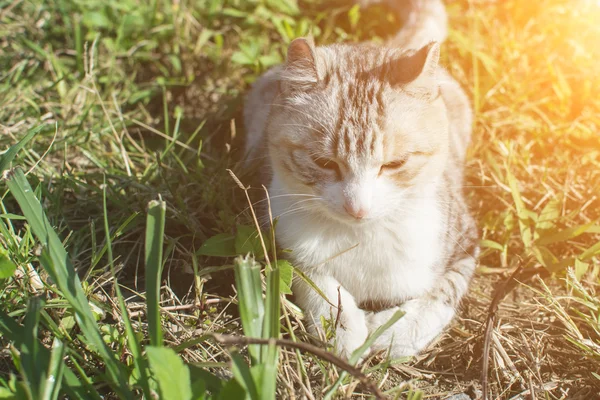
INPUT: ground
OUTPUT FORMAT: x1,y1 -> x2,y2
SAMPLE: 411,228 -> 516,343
0,0 -> 599,399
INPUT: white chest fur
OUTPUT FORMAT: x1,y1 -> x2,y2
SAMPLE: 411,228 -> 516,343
269,180 -> 445,305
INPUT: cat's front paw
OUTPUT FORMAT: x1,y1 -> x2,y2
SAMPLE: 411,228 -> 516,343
333,309 -> 369,360
366,300 -> 455,359
366,308 -> 419,357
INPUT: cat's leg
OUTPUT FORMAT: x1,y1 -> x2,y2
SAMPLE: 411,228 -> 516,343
294,274 -> 369,359
366,255 -> 476,357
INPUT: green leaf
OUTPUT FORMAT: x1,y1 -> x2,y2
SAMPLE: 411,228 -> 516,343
0,387 -> 17,399
190,379 -> 206,400
188,364 -> 225,395
217,378 -> 246,400
231,51 -> 254,66
0,247 -> 16,279
580,240 -> 600,260
0,125 -> 43,175
265,0 -> 299,15
197,233 -> 237,257
536,196 -> 561,231
82,11 -> 112,29
506,169 -> 533,248
348,4 -> 360,29
145,199 -> 167,347
146,347 -> 192,400
276,260 -> 293,295
531,245 -> 557,268
480,239 -> 504,252
535,221 -> 599,246
235,225 -> 269,259
230,352 -> 258,399
574,258 -> 589,279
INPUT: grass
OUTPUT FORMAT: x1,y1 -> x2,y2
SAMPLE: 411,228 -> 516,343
0,0 -> 599,398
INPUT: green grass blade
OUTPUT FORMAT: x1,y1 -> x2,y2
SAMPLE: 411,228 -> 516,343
102,180 -> 153,399
535,221 -> 599,246
145,199 -> 167,347
21,297 -> 45,400
260,267 -> 280,398
323,309 -> 405,400
230,351 -> 258,399
0,125 -> 43,175
350,309 -> 405,365
42,338 -> 66,400
0,310 -> 93,399
4,168 -> 132,399
233,255 -> 264,361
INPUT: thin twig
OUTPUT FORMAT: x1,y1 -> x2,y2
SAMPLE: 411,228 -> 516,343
211,334 -> 387,399
227,169 -> 271,269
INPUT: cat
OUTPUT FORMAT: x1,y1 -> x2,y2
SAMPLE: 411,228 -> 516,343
243,0 -> 479,359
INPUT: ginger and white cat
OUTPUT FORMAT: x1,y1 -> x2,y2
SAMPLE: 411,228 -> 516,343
243,0 -> 478,359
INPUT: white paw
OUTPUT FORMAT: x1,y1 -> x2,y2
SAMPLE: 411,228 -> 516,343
333,308 -> 369,360
366,300 -> 455,359
366,307 -> 418,357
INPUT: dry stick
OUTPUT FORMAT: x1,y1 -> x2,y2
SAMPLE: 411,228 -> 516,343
128,300 -> 224,318
227,169 -> 271,269
481,266 -> 547,399
212,334 -> 388,400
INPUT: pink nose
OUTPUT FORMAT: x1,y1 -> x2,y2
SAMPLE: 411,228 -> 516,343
344,202 -> 368,219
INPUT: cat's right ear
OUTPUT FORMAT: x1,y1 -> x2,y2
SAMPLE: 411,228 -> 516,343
280,37 -> 319,92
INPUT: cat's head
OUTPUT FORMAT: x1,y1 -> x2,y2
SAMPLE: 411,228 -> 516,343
266,37 -> 450,223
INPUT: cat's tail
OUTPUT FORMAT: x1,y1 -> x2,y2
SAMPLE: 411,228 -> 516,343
359,0 -> 448,50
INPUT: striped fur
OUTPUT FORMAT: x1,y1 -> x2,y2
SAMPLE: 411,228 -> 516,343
243,0 -> 479,359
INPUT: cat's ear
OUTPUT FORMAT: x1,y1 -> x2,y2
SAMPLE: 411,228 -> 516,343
280,37 -> 319,92
391,42 -> 440,96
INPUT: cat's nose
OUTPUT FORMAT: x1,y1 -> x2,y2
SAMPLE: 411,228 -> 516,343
344,202 -> 368,219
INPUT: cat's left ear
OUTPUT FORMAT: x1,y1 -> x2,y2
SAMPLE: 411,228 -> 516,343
280,36 -> 319,92
391,42 -> 440,97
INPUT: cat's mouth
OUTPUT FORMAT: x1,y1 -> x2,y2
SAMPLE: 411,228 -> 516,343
323,207 -> 377,225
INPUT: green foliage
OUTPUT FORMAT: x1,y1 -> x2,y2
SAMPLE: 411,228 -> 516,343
146,346 -> 193,400
0,247 -> 16,279
145,199 -> 167,347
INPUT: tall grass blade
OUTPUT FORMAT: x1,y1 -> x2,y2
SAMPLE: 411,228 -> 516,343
103,180 -> 153,398
4,168 -> 132,398
42,338 -> 66,400
0,125 -> 43,175
0,310 -> 93,399
145,199 -> 167,347
230,351 -> 258,399
21,297 -> 45,400
260,266 -> 280,399
233,255 -> 264,362
323,309 -> 405,400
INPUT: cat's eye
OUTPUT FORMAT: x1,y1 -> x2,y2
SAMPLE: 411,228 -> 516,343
313,158 -> 342,179
380,158 -> 408,172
